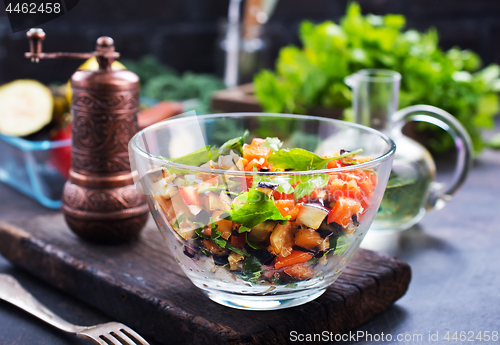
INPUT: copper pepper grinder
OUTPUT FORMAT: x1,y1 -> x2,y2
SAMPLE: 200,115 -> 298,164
26,28 -> 149,243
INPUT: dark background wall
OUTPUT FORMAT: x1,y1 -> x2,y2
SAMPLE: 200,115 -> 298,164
0,0 -> 499,84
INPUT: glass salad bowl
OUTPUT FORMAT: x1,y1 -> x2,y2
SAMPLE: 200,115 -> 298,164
129,113 -> 396,310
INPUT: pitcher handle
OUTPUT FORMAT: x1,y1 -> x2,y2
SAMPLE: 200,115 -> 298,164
392,104 -> 473,210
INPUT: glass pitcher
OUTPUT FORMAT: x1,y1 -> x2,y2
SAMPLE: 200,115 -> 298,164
345,69 -> 473,232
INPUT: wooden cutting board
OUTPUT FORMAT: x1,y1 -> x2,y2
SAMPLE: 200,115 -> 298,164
0,214 -> 411,345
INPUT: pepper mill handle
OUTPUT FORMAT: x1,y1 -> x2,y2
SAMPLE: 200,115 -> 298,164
25,28 -> 116,63
26,28 -> 46,62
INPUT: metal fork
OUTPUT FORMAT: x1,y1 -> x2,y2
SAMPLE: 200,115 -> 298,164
0,274 -> 150,345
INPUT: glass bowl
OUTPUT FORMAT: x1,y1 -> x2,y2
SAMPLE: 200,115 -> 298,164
0,134 -> 71,209
129,113 -> 395,310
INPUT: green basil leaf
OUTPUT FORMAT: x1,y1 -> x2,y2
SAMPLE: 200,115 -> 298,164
219,130 -> 249,156
228,189 -> 290,229
293,174 -> 329,200
267,148 -> 363,171
246,232 -> 262,249
262,137 -> 283,151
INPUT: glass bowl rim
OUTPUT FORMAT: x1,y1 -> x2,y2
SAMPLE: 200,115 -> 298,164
130,112 -> 396,176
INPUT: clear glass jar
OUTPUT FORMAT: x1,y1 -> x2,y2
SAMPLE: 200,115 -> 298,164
346,69 -> 473,232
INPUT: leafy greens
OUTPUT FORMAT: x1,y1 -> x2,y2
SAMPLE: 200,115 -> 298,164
254,2 -> 500,154
228,189 -> 290,231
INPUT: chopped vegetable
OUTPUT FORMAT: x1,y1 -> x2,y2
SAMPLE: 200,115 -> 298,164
327,197 -> 362,229
296,204 -> 330,230
0,80 -> 53,137
270,222 -> 295,257
294,227 -> 324,249
275,250 -> 314,269
149,133 -> 375,287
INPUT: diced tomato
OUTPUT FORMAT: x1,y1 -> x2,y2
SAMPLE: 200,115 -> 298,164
201,227 -> 212,237
296,196 -> 309,204
251,138 -> 266,146
274,250 -> 313,269
229,233 -> 246,248
179,186 -> 202,206
328,177 -> 361,200
243,144 -> 272,162
327,197 -> 362,226
272,191 -> 294,200
283,263 -> 314,280
244,158 -> 267,171
294,228 -> 323,249
327,159 -> 342,169
274,199 -> 295,217
287,204 -> 301,221
357,171 -> 375,209
308,188 -> 320,200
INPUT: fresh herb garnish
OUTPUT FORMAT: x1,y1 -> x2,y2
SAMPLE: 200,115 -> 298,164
228,189 -> 290,230
267,148 -> 363,171
252,173 -> 294,195
246,232 -> 262,250
262,137 -> 283,151
162,145 -> 217,167
218,130 -> 249,156
285,283 -> 298,288
195,227 -> 209,239
333,235 -> 352,256
235,256 -> 263,283
293,174 -> 329,200
197,225 -> 249,256
160,131 -> 249,167
173,213 -> 186,229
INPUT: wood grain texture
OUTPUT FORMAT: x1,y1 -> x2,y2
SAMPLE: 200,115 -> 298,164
0,214 -> 411,345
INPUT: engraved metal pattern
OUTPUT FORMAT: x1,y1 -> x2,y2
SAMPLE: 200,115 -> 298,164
62,180 -> 148,242
72,91 -> 139,112
63,182 -> 145,213
71,90 -> 139,174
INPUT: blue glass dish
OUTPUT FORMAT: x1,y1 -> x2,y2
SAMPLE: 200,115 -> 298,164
0,134 -> 71,209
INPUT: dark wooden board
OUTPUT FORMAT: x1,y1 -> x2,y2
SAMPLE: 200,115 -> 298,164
0,214 -> 411,345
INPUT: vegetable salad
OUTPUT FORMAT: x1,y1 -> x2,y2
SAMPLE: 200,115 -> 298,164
149,132 -> 377,286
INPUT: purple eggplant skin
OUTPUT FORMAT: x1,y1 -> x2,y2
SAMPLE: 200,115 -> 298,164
318,220 -> 343,238
246,247 -> 275,265
314,251 -> 325,259
183,239 -> 204,259
317,229 -> 334,239
213,253 -> 230,266
183,245 -> 198,259
306,199 -> 327,207
256,181 -> 278,190
352,214 -> 360,227
292,245 -> 318,255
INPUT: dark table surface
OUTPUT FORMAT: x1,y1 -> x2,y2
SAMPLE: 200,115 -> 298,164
1,148 -> 500,344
